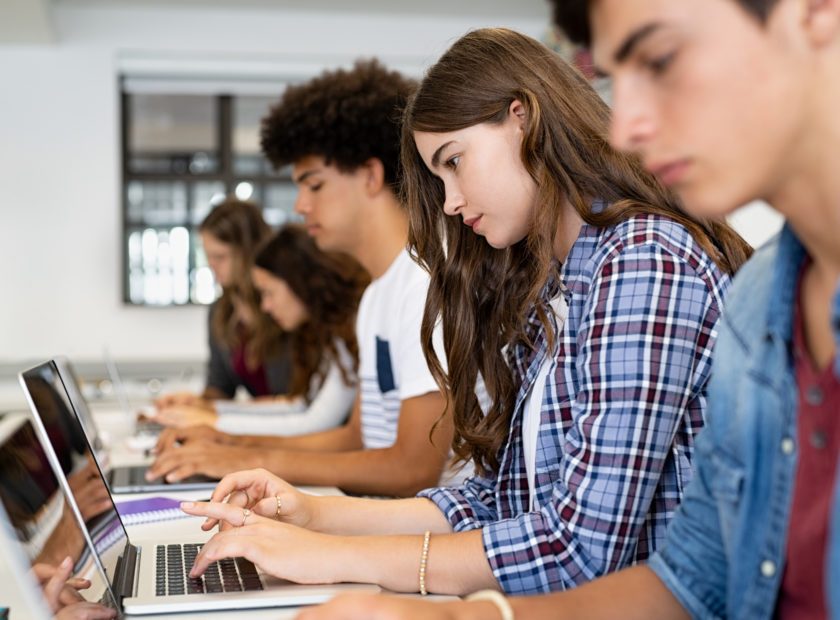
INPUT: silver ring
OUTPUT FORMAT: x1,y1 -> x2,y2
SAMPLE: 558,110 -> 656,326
241,508 -> 251,527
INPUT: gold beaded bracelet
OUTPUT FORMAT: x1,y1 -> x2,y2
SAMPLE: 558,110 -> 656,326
465,590 -> 515,620
418,530 -> 431,595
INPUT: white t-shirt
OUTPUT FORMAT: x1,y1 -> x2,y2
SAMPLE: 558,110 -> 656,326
356,249 -> 443,449
522,294 -> 568,510
214,339 -> 356,436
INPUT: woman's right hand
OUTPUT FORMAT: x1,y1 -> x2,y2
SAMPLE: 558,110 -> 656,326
202,468 -> 318,532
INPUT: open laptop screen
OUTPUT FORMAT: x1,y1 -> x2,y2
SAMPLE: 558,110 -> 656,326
20,362 -> 130,595
0,414 -> 115,610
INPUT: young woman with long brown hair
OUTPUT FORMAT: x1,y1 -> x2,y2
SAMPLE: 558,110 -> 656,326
147,225 -> 370,479
172,28 -> 750,597
154,199 -> 292,416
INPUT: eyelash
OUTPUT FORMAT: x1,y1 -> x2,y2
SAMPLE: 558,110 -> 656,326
648,51 -> 677,76
445,155 -> 460,170
309,183 -> 323,192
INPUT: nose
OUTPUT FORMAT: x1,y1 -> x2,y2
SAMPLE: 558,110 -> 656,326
442,186 -> 466,217
609,78 -> 656,155
294,191 -> 310,215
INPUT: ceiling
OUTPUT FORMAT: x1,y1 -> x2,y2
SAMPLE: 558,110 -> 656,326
53,0 -> 549,19
0,0 -> 549,45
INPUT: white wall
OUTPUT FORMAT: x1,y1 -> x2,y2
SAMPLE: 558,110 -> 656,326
0,4 -> 549,364
0,3 -> 785,365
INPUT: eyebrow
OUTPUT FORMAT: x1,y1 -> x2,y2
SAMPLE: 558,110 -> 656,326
293,169 -> 321,184
430,140 -> 455,168
613,22 -> 665,64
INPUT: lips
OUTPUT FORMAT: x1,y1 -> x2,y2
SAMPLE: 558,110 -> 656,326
647,159 -> 691,187
463,215 -> 482,229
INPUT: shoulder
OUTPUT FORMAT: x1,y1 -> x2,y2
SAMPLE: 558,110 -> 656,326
582,214 -> 730,307
716,233 -> 782,352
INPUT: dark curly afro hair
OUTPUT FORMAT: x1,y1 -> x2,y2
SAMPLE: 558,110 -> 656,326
260,59 -> 417,190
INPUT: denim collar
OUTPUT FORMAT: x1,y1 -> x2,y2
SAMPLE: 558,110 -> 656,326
767,223 -> 840,378
765,224 -> 807,343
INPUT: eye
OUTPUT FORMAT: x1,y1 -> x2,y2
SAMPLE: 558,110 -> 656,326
445,155 -> 461,170
647,50 -> 677,76
309,182 -> 323,192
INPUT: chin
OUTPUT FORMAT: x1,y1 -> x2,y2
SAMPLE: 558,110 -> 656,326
677,184 -> 745,220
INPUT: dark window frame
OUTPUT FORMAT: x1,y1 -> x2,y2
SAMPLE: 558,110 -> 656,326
120,81 -> 294,306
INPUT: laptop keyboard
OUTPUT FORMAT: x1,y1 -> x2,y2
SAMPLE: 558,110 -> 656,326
129,467 -> 151,485
155,543 -> 263,596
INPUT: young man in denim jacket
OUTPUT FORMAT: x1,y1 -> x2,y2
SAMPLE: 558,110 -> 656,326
297,0 -> 840,618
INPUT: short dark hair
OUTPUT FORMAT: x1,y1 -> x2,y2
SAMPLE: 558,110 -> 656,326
260,59 -> 417,189
550,0 -> 781,47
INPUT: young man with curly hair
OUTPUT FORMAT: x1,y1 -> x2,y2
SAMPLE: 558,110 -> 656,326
149,60 -> 455,498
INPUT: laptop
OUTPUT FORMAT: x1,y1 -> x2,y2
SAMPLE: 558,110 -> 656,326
51,357 -> 215,493
19,362 -> 379,615
0,413 -> 119,618
0,500 -> 55,620
102,350 -> 165,436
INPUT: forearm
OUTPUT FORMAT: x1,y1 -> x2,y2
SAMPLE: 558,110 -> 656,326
511,566 -> 687,620
310,496 -> 452,536
232,422 -> 362,452
259,445 -> 446,497
332,529 -> 496,596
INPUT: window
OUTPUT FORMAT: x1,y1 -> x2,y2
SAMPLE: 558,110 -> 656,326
122,87 -> 299,306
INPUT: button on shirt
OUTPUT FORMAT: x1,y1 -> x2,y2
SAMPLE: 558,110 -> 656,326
775,263 -> 840,620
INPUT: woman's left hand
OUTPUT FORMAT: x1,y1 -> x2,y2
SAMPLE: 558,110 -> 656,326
154,404 -> 218,429
180,500 -> 346,585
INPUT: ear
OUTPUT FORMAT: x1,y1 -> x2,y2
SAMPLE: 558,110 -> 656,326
509,99 -> 528,130
361,158 -> 387,196
802,0 -> 840,46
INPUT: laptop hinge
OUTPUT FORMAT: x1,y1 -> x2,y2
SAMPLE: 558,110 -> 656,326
113,542 -> 138,602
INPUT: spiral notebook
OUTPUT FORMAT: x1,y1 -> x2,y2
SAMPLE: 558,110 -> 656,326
115,496 -> 190,526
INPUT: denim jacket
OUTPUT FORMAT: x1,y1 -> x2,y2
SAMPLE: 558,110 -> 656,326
649,225 -> 840,618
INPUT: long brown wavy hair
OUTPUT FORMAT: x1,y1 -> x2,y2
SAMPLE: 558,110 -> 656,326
254,225 -> 370,400
402,28 -> 752,476
199,198 -> 285,369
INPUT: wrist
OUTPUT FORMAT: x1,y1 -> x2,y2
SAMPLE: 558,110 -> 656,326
443,600 -> 499,620
464,590 -> 514,620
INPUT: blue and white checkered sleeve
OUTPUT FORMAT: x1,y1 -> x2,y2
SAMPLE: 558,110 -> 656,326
482,243 -> 720,594
417,474 -> 499,532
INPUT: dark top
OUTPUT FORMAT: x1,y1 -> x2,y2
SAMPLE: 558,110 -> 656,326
775,262 -> 840,619
206,302 -> 293,398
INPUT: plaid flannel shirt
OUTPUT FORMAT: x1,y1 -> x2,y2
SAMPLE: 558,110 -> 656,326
419,214 -> 732,594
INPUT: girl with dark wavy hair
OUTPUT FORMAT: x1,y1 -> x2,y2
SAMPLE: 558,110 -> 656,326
171,28 -> 751,597
149,225 -> 369,477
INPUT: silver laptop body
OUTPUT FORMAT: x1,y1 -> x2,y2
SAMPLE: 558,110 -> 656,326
53,357 -> 217,493
20,361 -> 377,615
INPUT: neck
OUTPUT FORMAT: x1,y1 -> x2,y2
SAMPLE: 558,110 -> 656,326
349,191 -> 409,279
553,200 -> 584,263
767,58 -> 840,275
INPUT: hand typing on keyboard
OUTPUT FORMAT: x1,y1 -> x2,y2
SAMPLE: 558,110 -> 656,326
179,500 -> 343,587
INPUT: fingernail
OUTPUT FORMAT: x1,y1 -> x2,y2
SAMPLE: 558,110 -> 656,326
62,556 -> 72,568
181,502 -> 193,509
